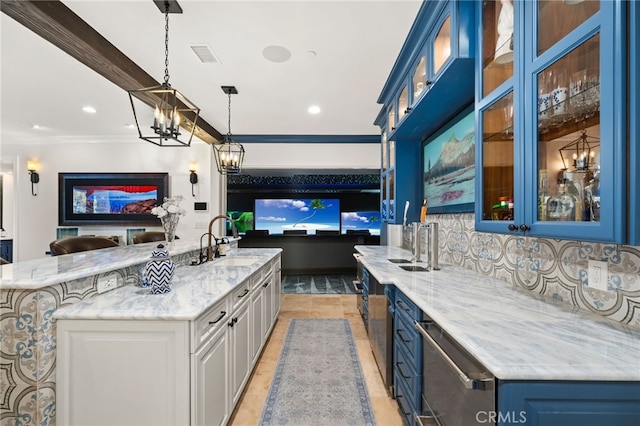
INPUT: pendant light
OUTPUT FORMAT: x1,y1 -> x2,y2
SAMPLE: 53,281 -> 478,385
128,1 -> 200,147
213,86 -> 245,174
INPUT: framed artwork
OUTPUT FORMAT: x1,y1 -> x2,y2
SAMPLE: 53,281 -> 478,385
422,106 -> 475,214
58,172 -> 168,226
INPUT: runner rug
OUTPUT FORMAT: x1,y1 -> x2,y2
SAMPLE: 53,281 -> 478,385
259,319 -> 376,426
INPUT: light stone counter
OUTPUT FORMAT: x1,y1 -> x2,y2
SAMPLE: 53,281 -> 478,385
355,245 -> 640,381
0,238 -> 238,290
53,248 -> 281,321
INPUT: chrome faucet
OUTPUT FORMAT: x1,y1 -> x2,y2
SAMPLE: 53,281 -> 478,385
411,222 -> 427,263
207,215 -> 238,261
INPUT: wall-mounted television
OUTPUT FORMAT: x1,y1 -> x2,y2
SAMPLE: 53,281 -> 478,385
254,198 -> 340,235
341,211 -> 381,235
227,211 -> 254,235
58,172 -> 168,226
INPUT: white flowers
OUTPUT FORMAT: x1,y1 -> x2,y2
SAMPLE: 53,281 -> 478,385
151,195 -> 186,218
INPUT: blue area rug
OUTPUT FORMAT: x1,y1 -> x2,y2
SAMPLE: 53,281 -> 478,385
259,319 -> 376,426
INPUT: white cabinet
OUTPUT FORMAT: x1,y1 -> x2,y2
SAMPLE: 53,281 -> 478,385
57,321 -> 190,426
192,322 -> 229,426
56,253 -> 282,426
229,298 -> 251,405
251,270 -> 265,365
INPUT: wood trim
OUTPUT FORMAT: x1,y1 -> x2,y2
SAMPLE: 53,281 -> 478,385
1,0 -> 222,144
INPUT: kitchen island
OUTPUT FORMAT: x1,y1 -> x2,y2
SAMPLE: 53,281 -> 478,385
355,245 -> 640,425
0,241 -> 280,426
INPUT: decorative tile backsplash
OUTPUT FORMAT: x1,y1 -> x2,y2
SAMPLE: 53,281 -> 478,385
429,213 -> 640,328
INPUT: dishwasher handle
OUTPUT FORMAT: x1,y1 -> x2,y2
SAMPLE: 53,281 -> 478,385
414,320 -> 492,390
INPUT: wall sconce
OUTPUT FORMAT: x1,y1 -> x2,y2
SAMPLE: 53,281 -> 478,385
27,160 -> 40,196
189,162 -> 198,197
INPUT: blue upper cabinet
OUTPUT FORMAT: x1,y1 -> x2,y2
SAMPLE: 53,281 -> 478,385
375,0 -> 475,228
630,0 -> 640,246
475,0 -> 628,243
376,0 -> 476,142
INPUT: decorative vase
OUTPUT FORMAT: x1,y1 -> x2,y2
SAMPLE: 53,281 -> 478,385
145,244 -> 175,294
161,214 -> 180,242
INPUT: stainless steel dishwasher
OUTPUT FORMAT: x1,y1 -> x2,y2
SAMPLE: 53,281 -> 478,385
368,273 -> 394,395
415,313 -> 495,425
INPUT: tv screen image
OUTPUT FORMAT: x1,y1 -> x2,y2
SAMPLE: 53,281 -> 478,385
341,211 -> 381,236
254,198 -> 340,235
227,211 -> 254,235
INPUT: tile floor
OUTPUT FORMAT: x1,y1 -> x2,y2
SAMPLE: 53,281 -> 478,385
229,294 -> 403,425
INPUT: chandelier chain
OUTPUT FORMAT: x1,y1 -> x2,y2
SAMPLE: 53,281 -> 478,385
163,7 -> 170,86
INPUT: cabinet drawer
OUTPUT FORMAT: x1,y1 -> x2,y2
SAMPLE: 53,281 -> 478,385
394,375 -> 418,426
395,309 -> 421,368
251,266 -> 268,291
192,297 -> 230,352
231,279 -> 251,309
395,290 -> 420,321
394,341 -> 421,406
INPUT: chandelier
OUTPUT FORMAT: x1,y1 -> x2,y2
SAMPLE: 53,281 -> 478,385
128,1 -> 200,147
212,86 -> 245,174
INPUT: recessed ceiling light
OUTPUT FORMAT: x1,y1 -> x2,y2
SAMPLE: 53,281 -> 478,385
32,124 -> 42,130
125,124 -> 136,129
82,106 -> 97,114
308,105 -> 321,114
305,50 -> 317,58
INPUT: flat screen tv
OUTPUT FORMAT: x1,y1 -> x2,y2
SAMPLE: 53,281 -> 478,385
227,211 -> 254,235
58,172 -> 169,226
341,211 -> 381,235
254,198 -> 340,235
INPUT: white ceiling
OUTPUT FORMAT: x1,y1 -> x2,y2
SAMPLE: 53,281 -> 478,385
1,0 -> 421,146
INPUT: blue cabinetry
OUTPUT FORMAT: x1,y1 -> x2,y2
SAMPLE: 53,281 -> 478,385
498,381 -> 640,426
475,0 -> 629,243
393,289 -> 422,426
376,0 -> 475,230
0,239 -> 13,263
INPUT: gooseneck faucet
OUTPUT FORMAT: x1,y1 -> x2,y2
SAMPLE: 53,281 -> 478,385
207,215 -> 238,261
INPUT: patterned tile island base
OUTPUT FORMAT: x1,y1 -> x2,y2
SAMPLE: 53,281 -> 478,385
0,250 -> 196,426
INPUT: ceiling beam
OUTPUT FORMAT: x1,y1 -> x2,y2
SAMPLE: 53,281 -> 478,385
1,0 -> 222,144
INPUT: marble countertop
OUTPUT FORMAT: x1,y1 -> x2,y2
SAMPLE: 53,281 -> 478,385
0,239 -> 240,290
53,248 -> 281,321
355,245 -> 640,381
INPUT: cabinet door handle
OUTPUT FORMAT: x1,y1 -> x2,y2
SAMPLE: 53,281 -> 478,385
405,107 -> 412,113
508,224 -> 518,231
228,317 -> 238,327
396,394 -> 410,416
396,361 -> 411,379
237,288 -> 249,298
262,281 -> 270,288
396,329 -> 412,344
519,224 -> 531,232
208,311 -> 227,325
396,300 -> 410,313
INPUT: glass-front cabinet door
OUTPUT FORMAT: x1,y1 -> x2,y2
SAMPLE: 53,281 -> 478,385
433,15 -> 452,76
412,56 -> 427,104
476,0 -> 625,242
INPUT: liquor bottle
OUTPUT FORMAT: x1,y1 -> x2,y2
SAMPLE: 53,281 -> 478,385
546,181 -> 577,221
585,168 -> 601,222
538,170 -> 549,221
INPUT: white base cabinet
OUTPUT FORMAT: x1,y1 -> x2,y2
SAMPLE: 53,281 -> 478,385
56,255 -> 281,426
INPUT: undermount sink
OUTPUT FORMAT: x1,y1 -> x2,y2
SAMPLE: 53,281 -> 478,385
214,257 -> 261,267
399,265 -> 429,272
388,258 -> 412,264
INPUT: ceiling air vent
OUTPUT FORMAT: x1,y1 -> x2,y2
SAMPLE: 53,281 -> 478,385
190,45 -> 220,64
